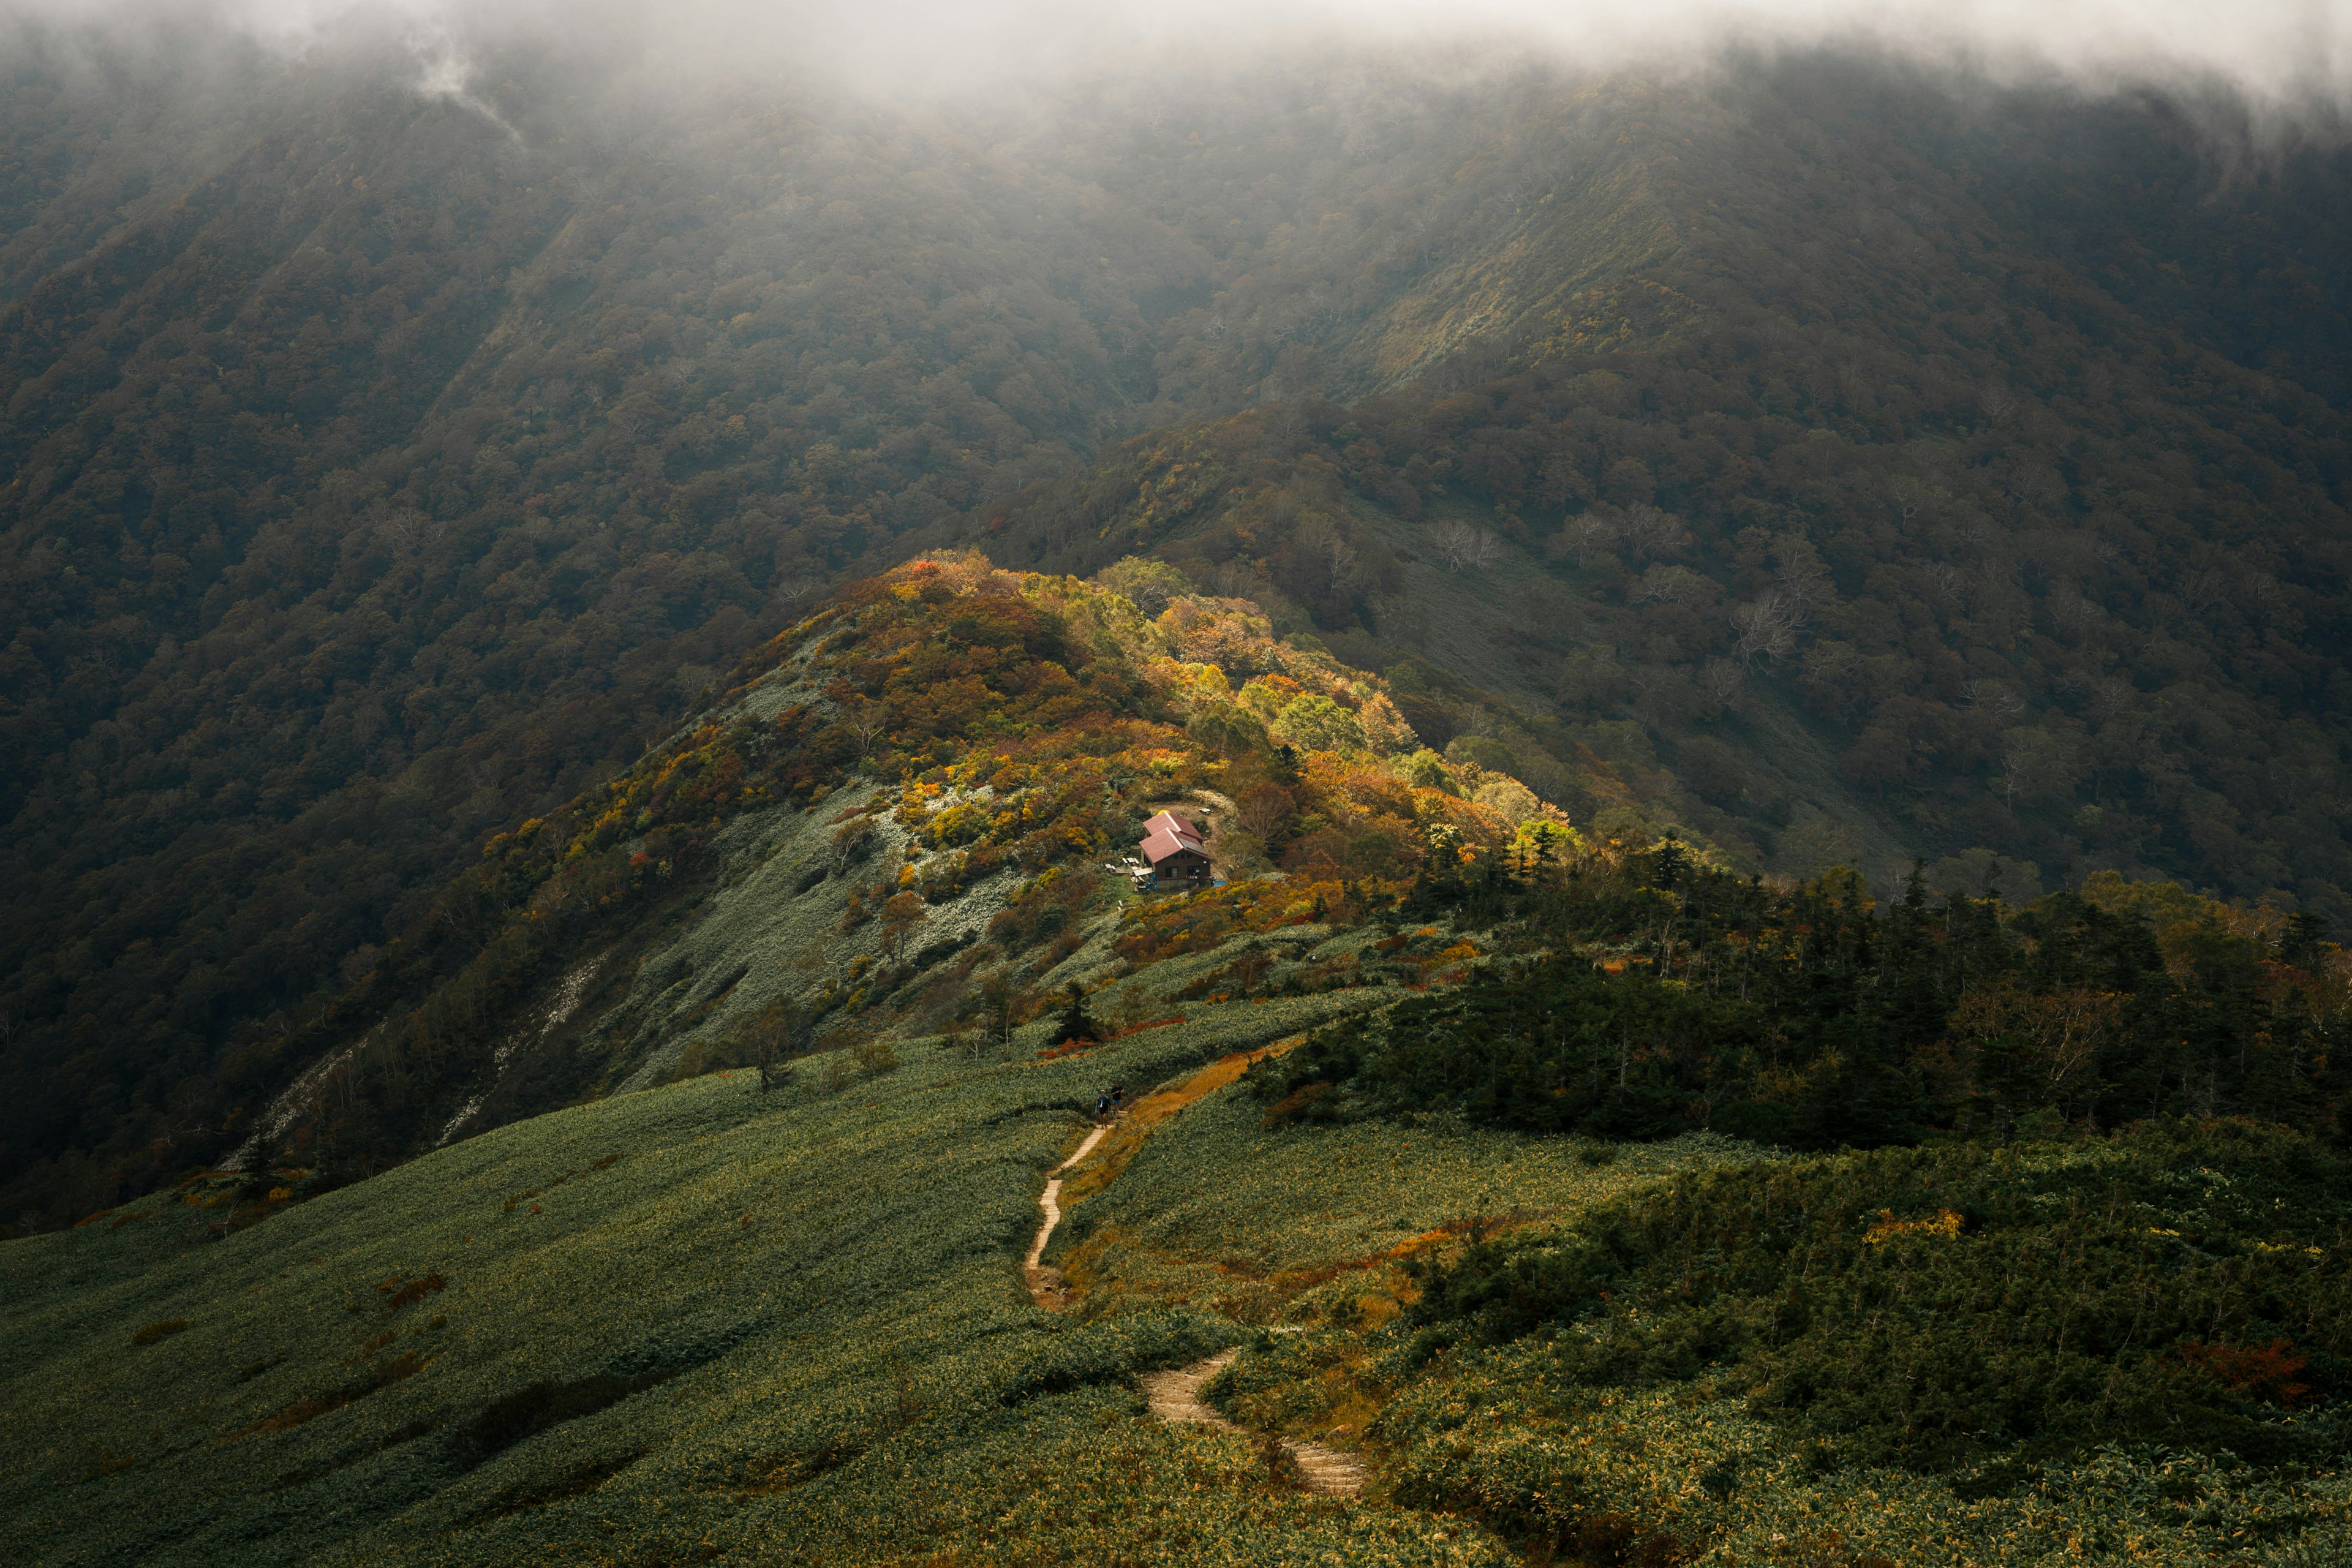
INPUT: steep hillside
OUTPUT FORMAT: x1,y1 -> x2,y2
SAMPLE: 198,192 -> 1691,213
12,554 -> 1562,1221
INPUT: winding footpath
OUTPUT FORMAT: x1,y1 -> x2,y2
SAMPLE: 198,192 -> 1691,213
1021,1123 -> 1108,1310
1025,1118 -> 1366,1499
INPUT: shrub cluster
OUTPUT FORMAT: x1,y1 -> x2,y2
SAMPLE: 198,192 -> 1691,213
1278,846 -> 2350,1148
1403,1120 -> 2352,1474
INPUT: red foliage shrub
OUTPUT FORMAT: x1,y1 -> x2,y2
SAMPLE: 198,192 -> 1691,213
2179,1338 -> 2313,1407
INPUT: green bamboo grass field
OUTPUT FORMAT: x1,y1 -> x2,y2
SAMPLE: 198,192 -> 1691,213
1071,1104 -> 2352,1566
7,36 -> 2352,1567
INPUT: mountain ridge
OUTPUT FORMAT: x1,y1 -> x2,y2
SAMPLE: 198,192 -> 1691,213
156,551 -> 1563,1209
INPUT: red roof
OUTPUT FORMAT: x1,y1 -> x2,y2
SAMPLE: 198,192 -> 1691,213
1144,810 -> 1202,845
1140,827 -> 1208,865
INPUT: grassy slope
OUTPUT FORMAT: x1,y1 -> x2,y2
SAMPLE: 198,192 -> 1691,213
218,554 -> 1585,1198
1367,1140 -> 2352,1568
1056,1080 -> 1758,1324
0,995 -> 1460,1566
1166,1128 -> 2352,1568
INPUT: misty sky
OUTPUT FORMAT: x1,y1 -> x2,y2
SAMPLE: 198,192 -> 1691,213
1,0 -> 2345,108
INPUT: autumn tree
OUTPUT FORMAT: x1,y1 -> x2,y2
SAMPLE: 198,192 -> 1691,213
747,1001 -> 812,1093
880,891 -> 929,962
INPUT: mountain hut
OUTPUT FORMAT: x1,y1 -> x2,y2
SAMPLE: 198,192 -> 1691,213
1139,818 -> 1211,888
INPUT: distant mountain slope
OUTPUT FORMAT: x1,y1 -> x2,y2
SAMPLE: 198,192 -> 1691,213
1,49 -> 1662,1225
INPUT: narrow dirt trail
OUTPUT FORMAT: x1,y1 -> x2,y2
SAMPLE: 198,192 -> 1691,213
1021,1062 -> 1365,1500
1022,1123 -> 1108,1310
1140,1349 -> 1366,1498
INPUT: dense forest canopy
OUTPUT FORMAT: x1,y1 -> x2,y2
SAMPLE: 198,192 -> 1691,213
1,27 -> 2349,1227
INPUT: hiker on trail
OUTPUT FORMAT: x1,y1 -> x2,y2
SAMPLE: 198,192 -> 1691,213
1110,1084 -> 1125,1114
1095,1091 -> 1112,1120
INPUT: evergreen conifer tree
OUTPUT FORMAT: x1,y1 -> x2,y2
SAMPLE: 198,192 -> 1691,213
1056,983 -> 1099,1044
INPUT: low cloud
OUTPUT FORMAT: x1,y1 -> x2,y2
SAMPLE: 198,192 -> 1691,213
1,0 -> 2345,111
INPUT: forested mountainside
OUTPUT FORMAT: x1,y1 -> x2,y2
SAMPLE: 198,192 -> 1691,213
979,312 -> 2352,919
3,36 -> 2351,1231
970,66 -> 2352,922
